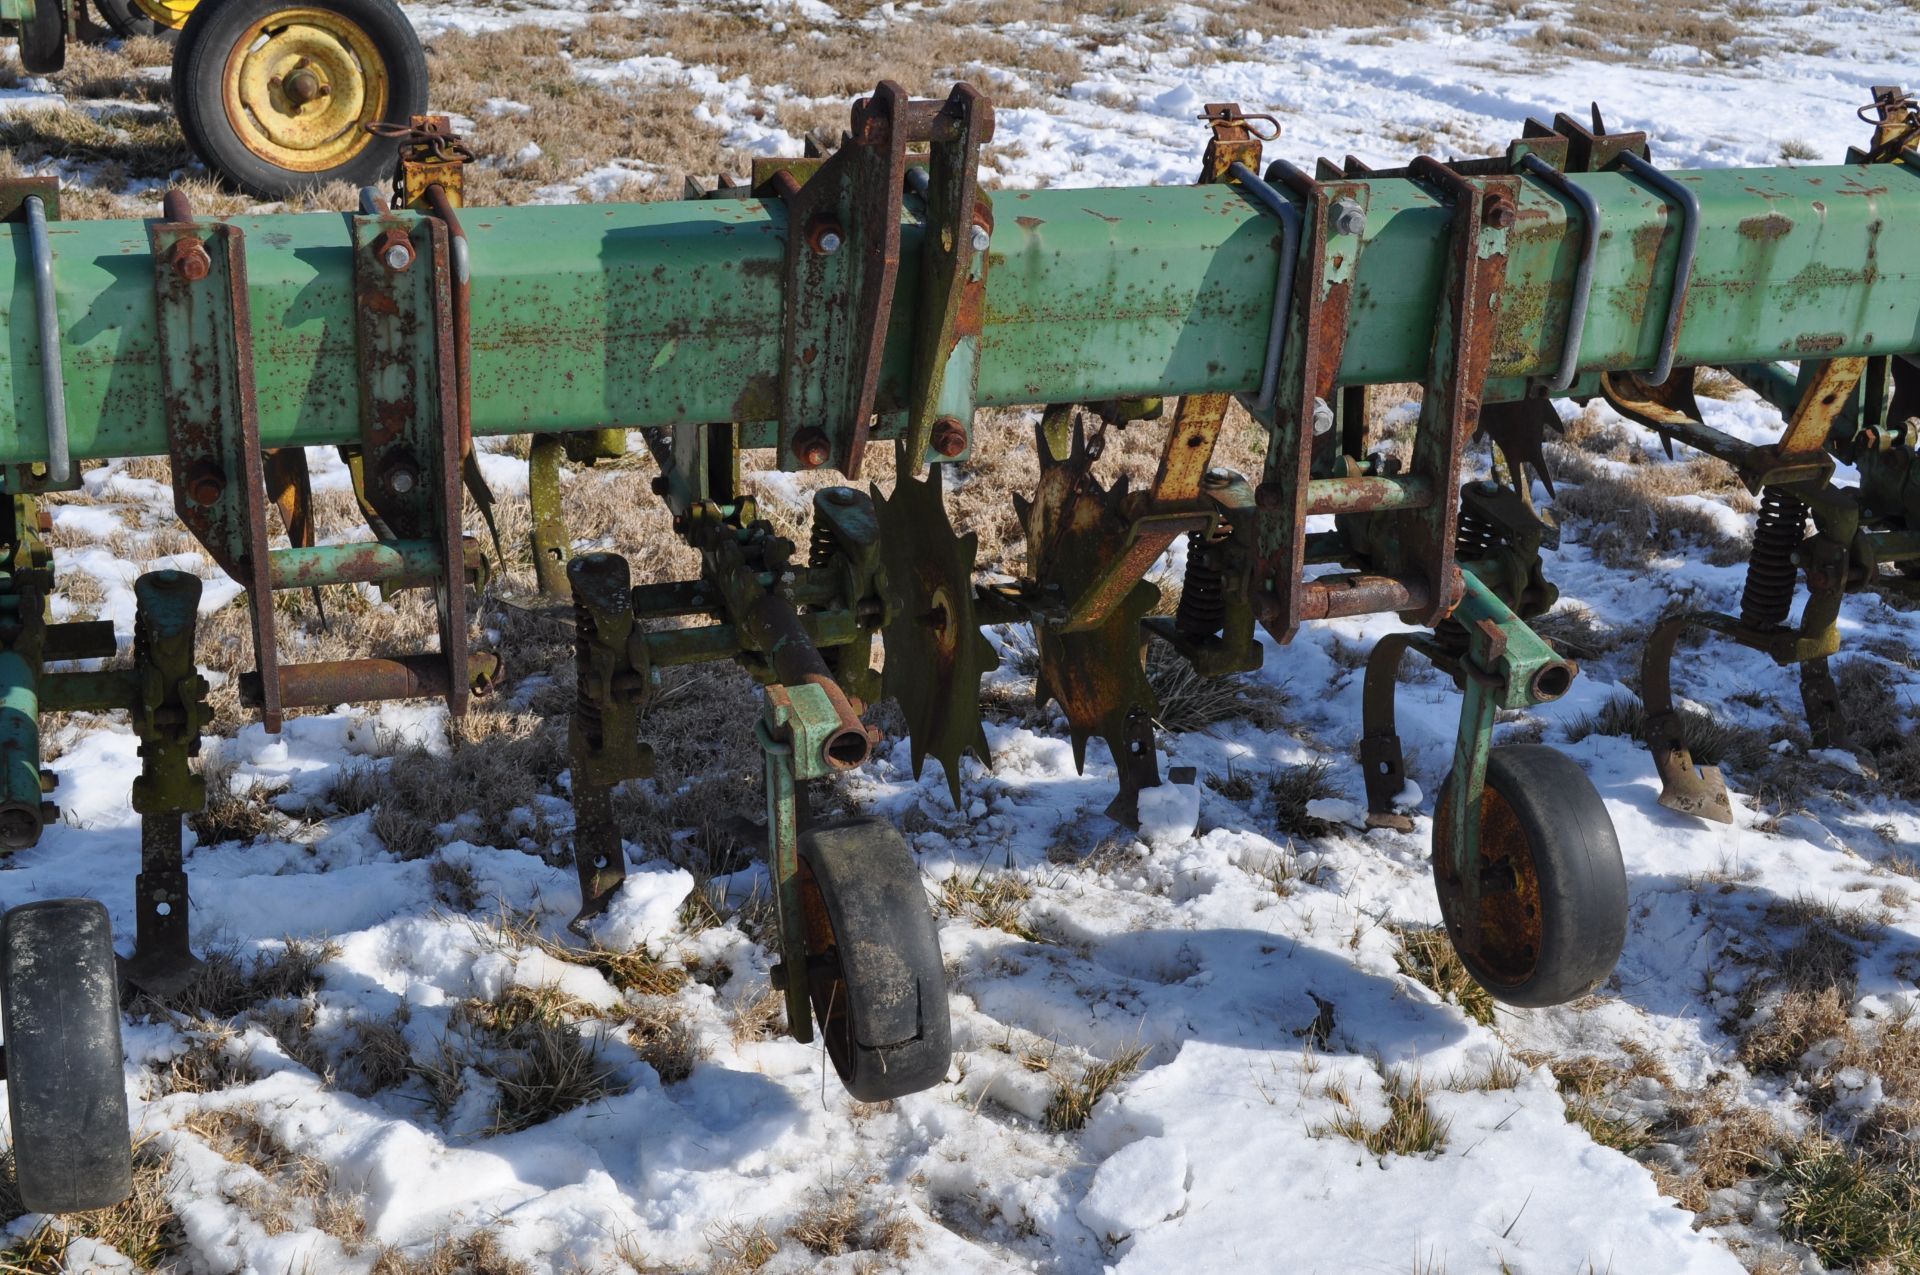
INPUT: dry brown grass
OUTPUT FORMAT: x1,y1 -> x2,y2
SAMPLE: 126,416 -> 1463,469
1269,758 -> 1338,841
1045,1043 -> 1148,1131
1834,658 -> 1920,800
1390,924 -> 1495,1026
372,1229 -> 532,1275
133,939 -> 337,1023
0,1139 -> 185,1270
936,867 -> 1039,941
416,984 -> 630,1132
784,1176 -> 917,1260
189,758 -> 302,847
1547,440 -> 1752,570
625,998 -> 706,1085
181,1105 -> 369,1244
1314,1068 -> 1451,1158
324,710 -> 568,860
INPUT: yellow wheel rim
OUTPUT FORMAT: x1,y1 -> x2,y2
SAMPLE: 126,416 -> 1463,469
220,7 -> 388,174
130,0 -> 197,32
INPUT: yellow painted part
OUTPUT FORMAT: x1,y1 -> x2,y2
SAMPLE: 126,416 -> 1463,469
220,7 -> 388,174
130,0 -> 197,31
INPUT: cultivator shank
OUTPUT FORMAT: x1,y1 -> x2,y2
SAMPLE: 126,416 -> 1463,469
0,77 -> 1915,1179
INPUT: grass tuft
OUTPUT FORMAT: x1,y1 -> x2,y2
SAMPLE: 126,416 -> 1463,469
1774,1135 -> 1920,1271
936,867 -> 1042,942
1269,759 -> 1338,840
1389,924 -> 1494,1026
1315,1069 -> 1451,1158
1045,1044 -> 1149,1132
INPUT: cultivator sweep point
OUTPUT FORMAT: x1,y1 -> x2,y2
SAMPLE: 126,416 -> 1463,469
0,75 -> 1918,1209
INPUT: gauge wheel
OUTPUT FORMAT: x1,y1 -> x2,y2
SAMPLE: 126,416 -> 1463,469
17,0 -> 67,73
1,899 -> 133,1214
796,818 -> 951,1101
94,0 -> 193,41
171,0 -> 426,200
1432,744 -> 1627,1010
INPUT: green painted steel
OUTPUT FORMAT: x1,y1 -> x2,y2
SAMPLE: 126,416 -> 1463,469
266,539 -> 444,590
0,650 -> 37,813
0,164 -> 1916,467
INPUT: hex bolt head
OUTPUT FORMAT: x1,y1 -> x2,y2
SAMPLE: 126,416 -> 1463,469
1481,192 -> 1518,229
930,417 -> 969,458
186,461 -> 226,507
809,222 -> 844,255
382,457 -> 420,495
1311,397 -> 1335,436
374,228 -> 415,273
171,237 -> 211,282
1330,197 -> 1366,237
970,223 -> 991,252
793,428 -> 832,468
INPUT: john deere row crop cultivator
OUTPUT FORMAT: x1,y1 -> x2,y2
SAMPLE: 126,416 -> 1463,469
0,84 -> 1915,1213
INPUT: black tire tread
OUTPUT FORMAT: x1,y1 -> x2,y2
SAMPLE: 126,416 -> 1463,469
1435,744 -> 1627,1010
92,0 -> 173,41
2,899 -> 132,1214
796,818 -> 951,1101
17,0 -> 65,74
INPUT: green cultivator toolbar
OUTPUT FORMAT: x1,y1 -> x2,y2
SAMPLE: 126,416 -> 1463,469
0,83 -> 1916,1214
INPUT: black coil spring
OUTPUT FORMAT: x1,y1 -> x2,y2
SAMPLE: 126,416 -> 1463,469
1174,530 -> 1227,641
808,518 -> 835,570
1739,487 -> 1806,630
1455,505 -> 1504,559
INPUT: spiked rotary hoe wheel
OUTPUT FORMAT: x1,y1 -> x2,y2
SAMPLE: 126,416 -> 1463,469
873,461 -> 1000,807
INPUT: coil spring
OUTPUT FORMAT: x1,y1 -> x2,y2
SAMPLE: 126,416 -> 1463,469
1454,505 -> 1504,560
808,517 -> 835,570
1739,487 -> 1806,630
1174,530 -> 1227,641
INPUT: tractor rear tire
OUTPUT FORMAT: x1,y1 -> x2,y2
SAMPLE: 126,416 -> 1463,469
93,0 -> 189,42
172,0 -> 426,200
795,818 -> 951,1101
1432,744 -> 1627,1010
1,899 -> 133,1214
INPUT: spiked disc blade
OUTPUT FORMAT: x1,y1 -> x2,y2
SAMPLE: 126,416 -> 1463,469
873,463 -> 999,806
1018,416 -> 1159,774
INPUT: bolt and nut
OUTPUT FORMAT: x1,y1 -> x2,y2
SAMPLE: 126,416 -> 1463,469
1330,197 -> 1367,237
186,462 -> 226,507
374,228 -> 415,273
382,457 -> 420,495
809,222 -> 844,255
793,428 -> 832,468
931,417 -> 969,458
171,238 -> 211,283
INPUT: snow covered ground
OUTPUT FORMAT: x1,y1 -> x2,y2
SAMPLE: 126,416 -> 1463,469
2,0 -> 1920,1271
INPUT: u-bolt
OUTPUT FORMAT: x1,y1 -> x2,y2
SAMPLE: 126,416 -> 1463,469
25,195 -> 69,486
